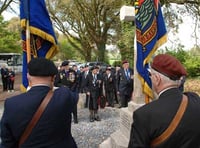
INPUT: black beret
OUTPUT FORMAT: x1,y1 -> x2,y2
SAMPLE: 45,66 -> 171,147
84,65 -> 89,68
106,66 -> 112,71
151,54 -> 187,80
91,66 -> 99,71
28,57 -> 58,76
115,65 -> 121,67
61,60 -> 69,66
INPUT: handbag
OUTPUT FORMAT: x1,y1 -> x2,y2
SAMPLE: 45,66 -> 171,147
10,77 -> 15,81
18,90 -> 53,147
98,95 -> 106,109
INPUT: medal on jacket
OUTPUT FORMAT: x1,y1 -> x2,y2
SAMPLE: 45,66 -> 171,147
60,73 -> 64,79
119,72 -> 123,80
69,72 -> 75,82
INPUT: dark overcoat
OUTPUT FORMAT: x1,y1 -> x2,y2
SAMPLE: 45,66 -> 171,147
85,72 -> 101,110
0,86 -> 78,148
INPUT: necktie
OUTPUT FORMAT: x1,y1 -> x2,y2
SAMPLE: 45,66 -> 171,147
126,69 -> 129,79
65,70 -> 69,77
84,72 -> 87,78
94,74 -> 97,81
93,74 -> 97,86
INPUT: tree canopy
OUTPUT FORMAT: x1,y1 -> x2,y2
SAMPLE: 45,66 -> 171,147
0,16 -> 20,53
0,0 -> 200,64
46,0 -> 123,62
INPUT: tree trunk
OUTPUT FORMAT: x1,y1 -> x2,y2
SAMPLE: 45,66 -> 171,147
84,48 -> 92,61
97,43 -> 106,62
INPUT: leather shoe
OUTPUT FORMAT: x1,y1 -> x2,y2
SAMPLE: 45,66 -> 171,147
90,117 -> 94,122
94,116 -> 101,121
90,115 -> 94,122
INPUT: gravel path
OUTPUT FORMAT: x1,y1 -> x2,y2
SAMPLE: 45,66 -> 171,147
72,107 -> 120,148
0,104 -> 120,147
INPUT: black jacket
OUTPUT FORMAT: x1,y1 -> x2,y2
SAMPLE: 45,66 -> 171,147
128,88 -> 200,148
54,69 -> 77,92
103,73 -> 115,92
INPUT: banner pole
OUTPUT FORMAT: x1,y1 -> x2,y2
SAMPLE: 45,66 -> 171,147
26,19 -> 31,63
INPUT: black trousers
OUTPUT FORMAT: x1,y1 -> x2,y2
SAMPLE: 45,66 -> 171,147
72,104 -> 77,121
105,90 -> 114,107
85,94 -> 89,108
2,78 -> 8,91
120,93 -> 131,107
8,79 -> 14,90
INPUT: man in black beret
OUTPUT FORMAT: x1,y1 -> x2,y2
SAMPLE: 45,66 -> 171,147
1,57 -> 78,147
85,66 -> 102,122
54,60 -> 79,124
61,60 -> 69,67
28,57 -> 58,76
103,67 -> 115,107
128,54 -> 200,148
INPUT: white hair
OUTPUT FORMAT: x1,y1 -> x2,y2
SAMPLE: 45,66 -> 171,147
151,69 -> 181,86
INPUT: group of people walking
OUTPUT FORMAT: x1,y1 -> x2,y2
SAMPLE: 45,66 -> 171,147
0,64 -> 15,92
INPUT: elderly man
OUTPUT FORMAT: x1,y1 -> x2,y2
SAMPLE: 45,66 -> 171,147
85,66 -> 102,122
1,58 -> 78,148
1,64 -> 8,92
128,54 -> 200,148
116,60 -> 134,107
103,66 -> 115,107
54,60 -> 78,124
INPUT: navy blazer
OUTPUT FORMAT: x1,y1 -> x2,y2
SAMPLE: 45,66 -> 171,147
0,86 -> 78,148
128,88 -> 200,148
116,68 -> 133,95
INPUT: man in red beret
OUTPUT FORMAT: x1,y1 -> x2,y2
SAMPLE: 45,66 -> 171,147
116,60 -> 134,107
128,54 -> 200,148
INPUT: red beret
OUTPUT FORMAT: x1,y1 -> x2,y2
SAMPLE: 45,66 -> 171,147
151,54 -> 187,80
122,60 -> 129,65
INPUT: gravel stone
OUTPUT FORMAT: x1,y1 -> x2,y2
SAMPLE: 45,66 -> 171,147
72,107 -> 120,148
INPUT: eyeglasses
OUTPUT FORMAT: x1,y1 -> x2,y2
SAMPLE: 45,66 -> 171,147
148,71 -> 152,77
147,68 -> 152,77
